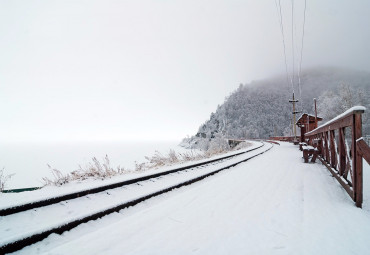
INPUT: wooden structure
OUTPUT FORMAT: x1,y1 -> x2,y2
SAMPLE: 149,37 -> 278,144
296,114 -> 323,142
269,136 -> 295,142
357,138 -> 370,164
304,107 -> 367,208
300,143 -> 319,163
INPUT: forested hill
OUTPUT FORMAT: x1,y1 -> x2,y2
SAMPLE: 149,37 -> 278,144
183,67 -> 369,150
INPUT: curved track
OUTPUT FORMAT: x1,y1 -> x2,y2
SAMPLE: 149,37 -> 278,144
0,142 -> 273,254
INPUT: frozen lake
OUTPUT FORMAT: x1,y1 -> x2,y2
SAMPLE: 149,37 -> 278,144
0,140 -> 188,189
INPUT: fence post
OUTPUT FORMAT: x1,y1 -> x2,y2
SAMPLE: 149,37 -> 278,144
353,113 -> 363,208
330,130 -> 336,169
338,128 -> 346,176
324,132 -> 329,162
317,136 -> 322,154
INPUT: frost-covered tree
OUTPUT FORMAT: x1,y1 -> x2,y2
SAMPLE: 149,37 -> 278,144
317,84 -> 370,134
183,67 -> 370,150
317,90 -> 343,120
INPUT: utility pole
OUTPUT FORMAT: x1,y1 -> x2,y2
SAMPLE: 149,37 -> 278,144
290,118 -> 293,137
314,98 -> 318,129
289,92 -> 300,142
306,112 -> 310,133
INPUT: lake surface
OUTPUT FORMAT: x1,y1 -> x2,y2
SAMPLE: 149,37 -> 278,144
0,140 -> 188,189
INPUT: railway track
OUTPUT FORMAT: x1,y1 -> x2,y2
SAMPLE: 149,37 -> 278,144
0,141 -> 273,254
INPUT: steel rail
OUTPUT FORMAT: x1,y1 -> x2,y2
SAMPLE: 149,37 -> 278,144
0,143 -> 263,216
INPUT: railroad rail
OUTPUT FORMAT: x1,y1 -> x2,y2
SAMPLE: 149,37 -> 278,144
0,141 -> 273,254
305,106 -> 368,208
0,142 -> 264,216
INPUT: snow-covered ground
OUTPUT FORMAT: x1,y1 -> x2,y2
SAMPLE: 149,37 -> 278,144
0,140 -> 262,210
0,142 -> 269,247
8,142 -> 370,255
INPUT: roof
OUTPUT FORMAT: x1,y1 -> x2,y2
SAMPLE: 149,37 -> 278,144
296,113 -> 323,126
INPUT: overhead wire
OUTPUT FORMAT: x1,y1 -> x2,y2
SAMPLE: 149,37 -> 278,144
274,0 -> 292,91
274,0 -> 296,137
274,0 -> 308,139
291,0 -> 295,94
274,0 -> 298,94
274,0 -> 307,100
297,0 -> 307,112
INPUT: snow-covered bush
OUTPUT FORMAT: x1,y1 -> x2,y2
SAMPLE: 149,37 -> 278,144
233,141 -> 253,150
207,135 -> 230,153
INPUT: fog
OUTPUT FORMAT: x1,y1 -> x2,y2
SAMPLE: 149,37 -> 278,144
1,0 -> 369,143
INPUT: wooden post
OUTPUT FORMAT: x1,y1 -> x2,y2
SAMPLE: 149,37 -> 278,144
330,130 -> 336,169
301,126 -> 305,143
317,137 -> 322,154
323,133 -> 326,161
353,113 -> 363,208
357,139 -> 370,164
314,98 -> 318,129
324,132 -> 329,163
306,114 -> 310,133
338,128 -> 346,176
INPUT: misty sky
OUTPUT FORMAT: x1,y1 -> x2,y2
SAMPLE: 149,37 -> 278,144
1,0 -> 369,143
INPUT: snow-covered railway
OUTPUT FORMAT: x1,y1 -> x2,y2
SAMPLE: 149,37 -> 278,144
0,142 -> 273,254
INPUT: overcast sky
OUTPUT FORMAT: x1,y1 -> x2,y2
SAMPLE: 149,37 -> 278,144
1,0 -> 369,143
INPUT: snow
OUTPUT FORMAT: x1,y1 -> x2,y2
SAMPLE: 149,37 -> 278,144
357,137 -> 364,143
0,141 -> 263,210
0,142 -> 270,247
307,106 -> 366,135
6,142 -> 370,255
296,112 -> 321,122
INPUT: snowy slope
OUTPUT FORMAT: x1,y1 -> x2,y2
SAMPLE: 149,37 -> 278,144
10,143 -> 370,255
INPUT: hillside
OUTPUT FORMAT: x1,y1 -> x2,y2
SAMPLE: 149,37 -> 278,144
183,67 -> 370,150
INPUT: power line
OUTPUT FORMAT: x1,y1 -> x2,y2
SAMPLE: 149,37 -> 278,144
297,0 -> 307,112
274,0 -> 291,89
274,0 -> 299,141
291,0 -> 295,94
274,0 -> 308,141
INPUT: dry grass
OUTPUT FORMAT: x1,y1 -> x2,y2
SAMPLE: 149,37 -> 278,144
144,149 -> 204,169
0,168 -> 14,193
142,141 -> 252,170
43,141 -> 252,187
42,155 -> 126,186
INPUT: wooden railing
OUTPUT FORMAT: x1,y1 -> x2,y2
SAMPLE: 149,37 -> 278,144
305,106 -> 366,208
357,138 -> 370,165
269,136 -> 295,142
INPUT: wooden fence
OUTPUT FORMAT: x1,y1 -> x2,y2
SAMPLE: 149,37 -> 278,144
269,136 -> 295,142
305,107 -> 367,208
